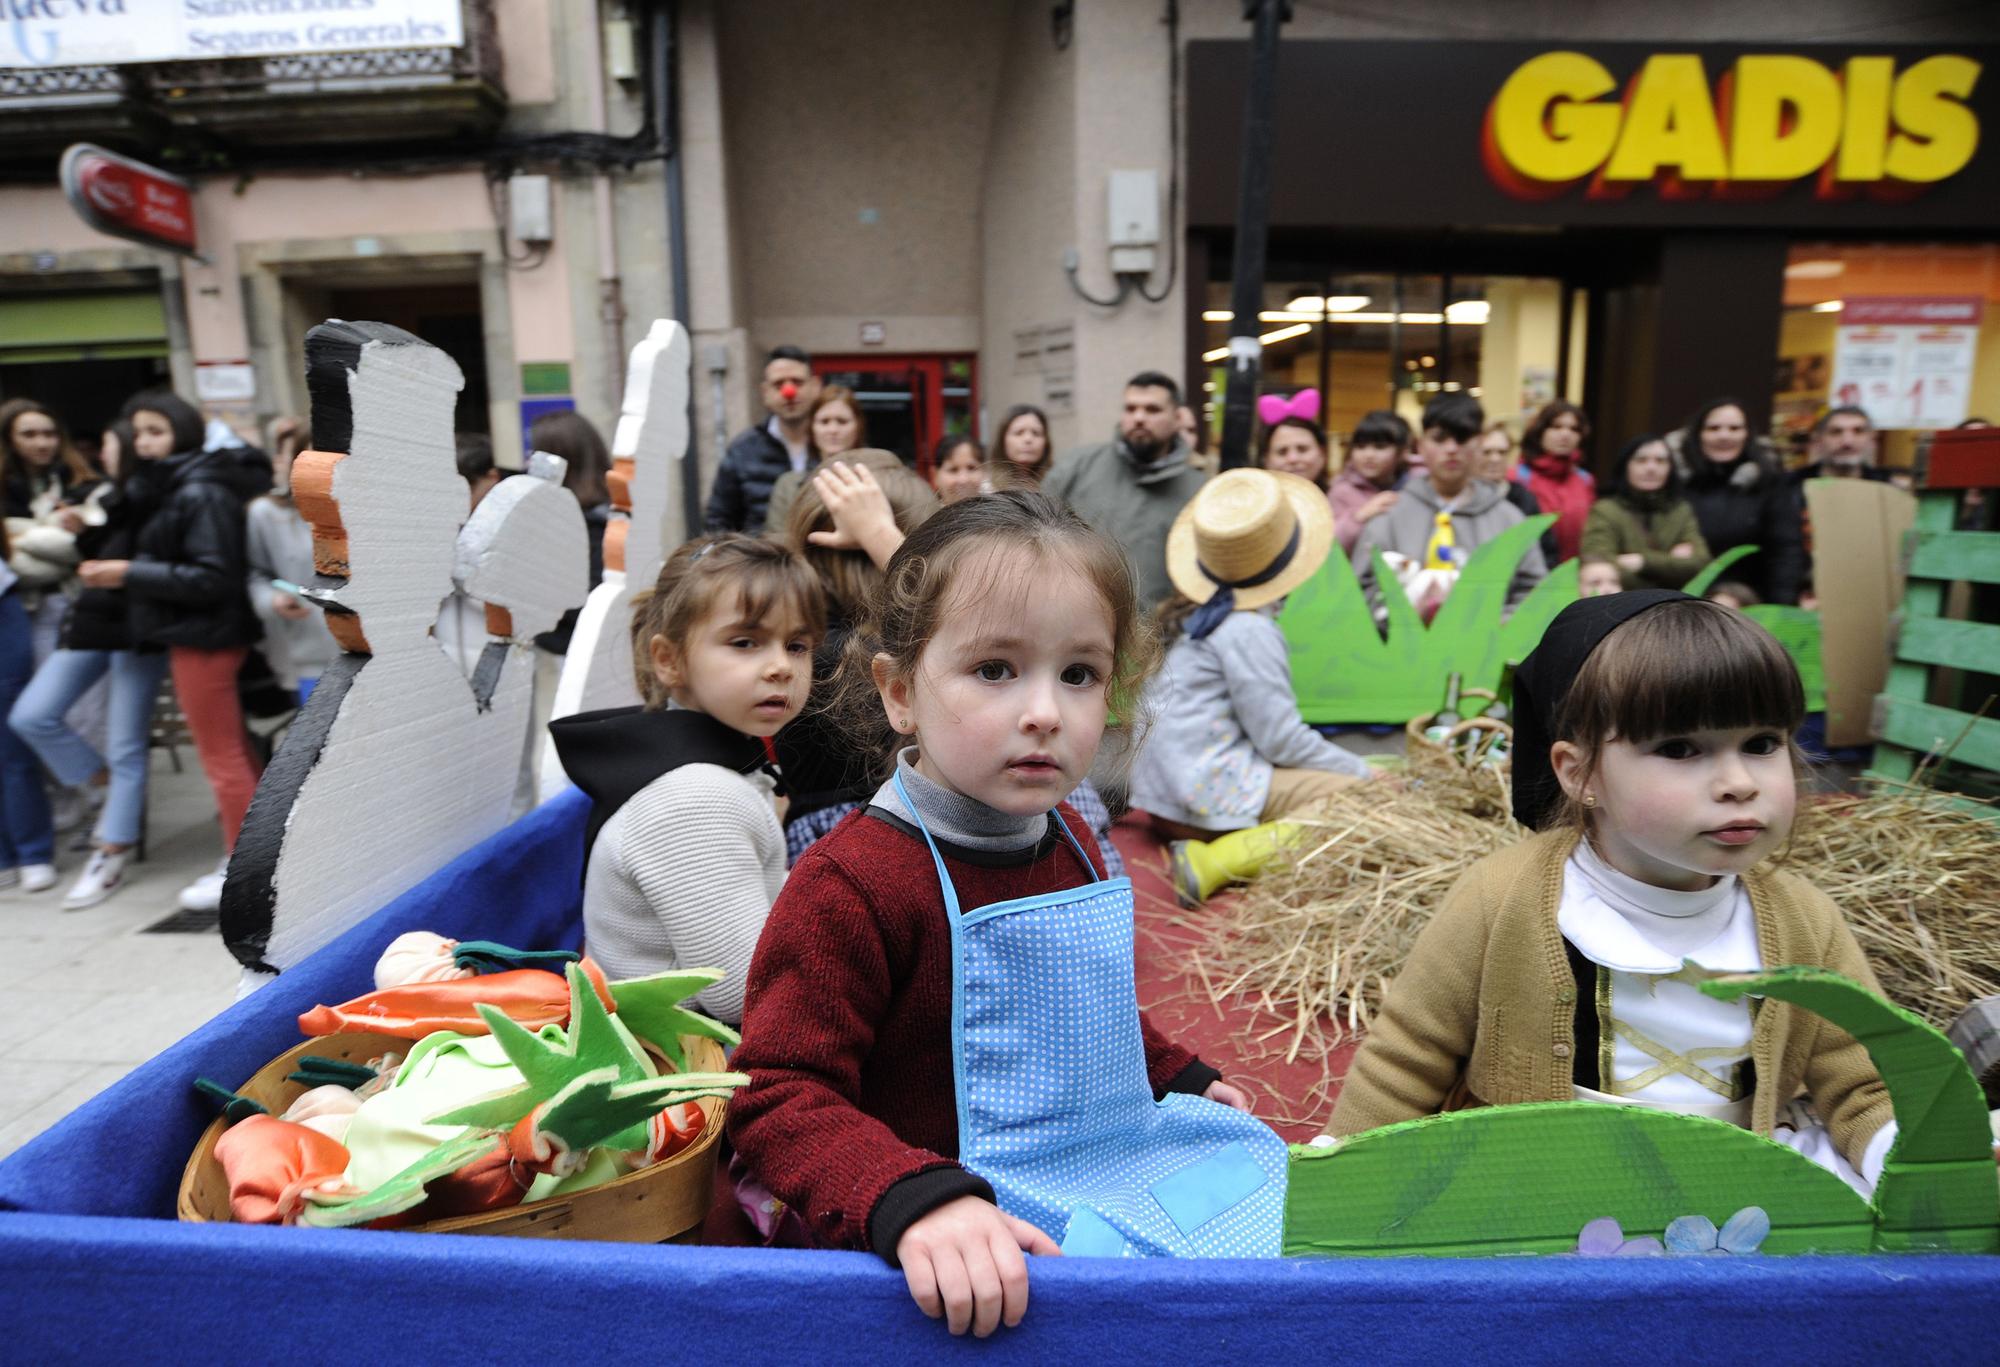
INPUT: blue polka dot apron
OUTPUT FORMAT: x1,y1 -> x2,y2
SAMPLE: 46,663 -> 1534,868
892,772 -> 1288,1258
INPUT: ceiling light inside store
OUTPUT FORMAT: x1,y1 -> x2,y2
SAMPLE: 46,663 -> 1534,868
1284,294 -> 1372,313
1199,322 -> 1315,363
1786,259 -> 1846,280
1813,300 -> 1844,312
1201,309 -> 1488,328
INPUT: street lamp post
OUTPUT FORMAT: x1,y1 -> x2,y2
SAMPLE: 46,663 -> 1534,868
1218,0 -> 1291,470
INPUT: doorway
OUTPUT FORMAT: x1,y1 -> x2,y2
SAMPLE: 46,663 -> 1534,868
283,277 -> 490,435
812,354 -> 978,478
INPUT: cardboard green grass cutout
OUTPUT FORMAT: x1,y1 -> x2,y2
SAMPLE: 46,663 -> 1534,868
1281,516 -> 1570,723
1284,967 -> 2000,1257
1282,533 -> 1827,722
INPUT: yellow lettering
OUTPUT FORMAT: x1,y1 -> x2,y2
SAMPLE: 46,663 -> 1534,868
1604,55 -> 1731,181
1885,54 -> 1981,182
1730,55 -> 1842,180
1491,51 -> 1621,182
1835,57 -> 1894,180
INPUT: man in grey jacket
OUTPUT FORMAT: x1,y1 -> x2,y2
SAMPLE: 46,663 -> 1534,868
1353,393 -> 1547,618
1043,370 -> 1207,607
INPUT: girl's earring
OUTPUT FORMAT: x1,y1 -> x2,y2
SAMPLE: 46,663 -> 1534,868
1582,794 -> 1597,808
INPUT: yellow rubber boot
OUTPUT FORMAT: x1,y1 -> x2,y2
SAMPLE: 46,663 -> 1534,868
1168,821 -> 1306,908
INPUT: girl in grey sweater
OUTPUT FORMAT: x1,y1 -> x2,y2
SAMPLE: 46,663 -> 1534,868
1128,469 -> 1377,906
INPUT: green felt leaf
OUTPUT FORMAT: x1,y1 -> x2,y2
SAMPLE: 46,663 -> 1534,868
1700,966 -> 2000,1252
439,970 -> 657,1149
297,1129 -> 498,1228
607,971 -> 739,1072
534,1067 -> 749,1153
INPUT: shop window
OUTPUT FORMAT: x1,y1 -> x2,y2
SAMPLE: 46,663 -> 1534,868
1777,242 -> 2000,473
1201,271 -> 1573,457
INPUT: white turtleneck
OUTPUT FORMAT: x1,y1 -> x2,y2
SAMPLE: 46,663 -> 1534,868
1559,837 -> 1761,1111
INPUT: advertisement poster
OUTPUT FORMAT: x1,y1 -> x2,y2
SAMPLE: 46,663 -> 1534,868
1830,296 -> 1983,430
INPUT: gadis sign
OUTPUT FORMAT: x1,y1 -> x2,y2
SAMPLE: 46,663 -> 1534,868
59,144 -> 198,256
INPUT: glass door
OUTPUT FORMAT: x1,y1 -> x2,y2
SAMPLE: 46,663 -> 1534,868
814,354 -> 979,479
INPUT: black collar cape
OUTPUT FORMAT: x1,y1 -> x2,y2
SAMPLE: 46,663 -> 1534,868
548,706 -> 777,858
1510,589 -> 1690,830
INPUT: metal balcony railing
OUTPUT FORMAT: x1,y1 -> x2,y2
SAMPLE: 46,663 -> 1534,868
0,0 -> 503,162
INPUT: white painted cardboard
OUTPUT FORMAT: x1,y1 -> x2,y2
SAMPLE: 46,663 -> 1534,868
252,330 -> 588,971
537,319 -> 689,800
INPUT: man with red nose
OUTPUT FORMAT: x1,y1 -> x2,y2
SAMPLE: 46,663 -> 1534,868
705,345 -> 821,532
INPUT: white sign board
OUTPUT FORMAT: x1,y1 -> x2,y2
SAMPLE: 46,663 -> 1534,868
1830,297 -> 1983,431
2,2 -> 464,68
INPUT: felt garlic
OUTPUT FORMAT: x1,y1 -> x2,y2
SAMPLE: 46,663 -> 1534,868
374,931 -> 475,990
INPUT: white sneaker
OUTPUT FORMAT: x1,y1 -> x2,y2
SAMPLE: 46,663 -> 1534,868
19,863 -> 57,894
63,848 -> 129,910
178,864 -> 227,912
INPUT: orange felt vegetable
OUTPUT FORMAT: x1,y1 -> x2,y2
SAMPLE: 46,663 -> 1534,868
213,1114 -> 355,1224
297,959 -> 615,1039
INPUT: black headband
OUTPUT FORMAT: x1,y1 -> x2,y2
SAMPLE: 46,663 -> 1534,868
1510,589 -> 1690,829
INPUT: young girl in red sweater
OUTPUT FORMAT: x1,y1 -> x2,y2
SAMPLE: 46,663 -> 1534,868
729,491 -> 1284,1338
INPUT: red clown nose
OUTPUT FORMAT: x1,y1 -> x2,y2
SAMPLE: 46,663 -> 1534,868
778,381 -> 800,402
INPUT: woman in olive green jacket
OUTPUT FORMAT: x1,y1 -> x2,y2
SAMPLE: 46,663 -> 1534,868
1579,433 -> 1711,590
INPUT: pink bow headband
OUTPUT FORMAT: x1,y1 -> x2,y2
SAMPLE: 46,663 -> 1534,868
1258,388 -> 1321,427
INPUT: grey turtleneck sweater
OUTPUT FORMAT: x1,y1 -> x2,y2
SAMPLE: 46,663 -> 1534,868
868,749 -> 1054,852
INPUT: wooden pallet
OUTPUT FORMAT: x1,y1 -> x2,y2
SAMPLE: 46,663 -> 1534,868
1868,428 -> 2000,816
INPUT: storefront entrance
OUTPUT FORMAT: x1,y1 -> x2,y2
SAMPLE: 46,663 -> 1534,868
811,354 -> 977,477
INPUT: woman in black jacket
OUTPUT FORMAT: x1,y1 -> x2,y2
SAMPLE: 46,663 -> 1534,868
77,392 -> 267,914
9,419 -> 171,909
1677,396 -> 1805,605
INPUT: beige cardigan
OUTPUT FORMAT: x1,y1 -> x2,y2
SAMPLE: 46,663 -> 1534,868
1326,829 -> 1894,1169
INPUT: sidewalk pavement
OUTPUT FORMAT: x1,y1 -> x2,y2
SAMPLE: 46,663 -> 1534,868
0,752 -> 241,1158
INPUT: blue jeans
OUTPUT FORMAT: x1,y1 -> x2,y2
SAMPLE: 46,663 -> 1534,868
0,594 -> 53,866
10,646 -> 167,848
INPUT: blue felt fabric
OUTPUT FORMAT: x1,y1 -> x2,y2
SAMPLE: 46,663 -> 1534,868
3,784 -> 1999,1360
0,788 -> 589,1221
0,1215 -> 1997,1364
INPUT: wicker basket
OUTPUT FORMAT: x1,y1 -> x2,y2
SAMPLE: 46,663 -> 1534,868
1405,689 -> 1515,822
179,1029 -> 727,1242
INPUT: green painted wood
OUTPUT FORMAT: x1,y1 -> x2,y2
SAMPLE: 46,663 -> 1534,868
1683,543 -> 1756,597
1907,531 -> 2000,586
1898,616 -> 2000,675
1874,696 -> 2000,772
1873,492 -> 1970,780
1858,773 -> 1998,822
1284,1107 -> 1874,1258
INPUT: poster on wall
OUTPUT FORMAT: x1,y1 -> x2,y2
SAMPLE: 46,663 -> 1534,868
2,3 -> 463,68
1830,297 -> 1983,430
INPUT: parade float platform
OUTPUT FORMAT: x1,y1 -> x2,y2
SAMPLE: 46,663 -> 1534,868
2,790 -> 1997,1363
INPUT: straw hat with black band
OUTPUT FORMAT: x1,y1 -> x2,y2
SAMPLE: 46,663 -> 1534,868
1166,468 -> 1336,641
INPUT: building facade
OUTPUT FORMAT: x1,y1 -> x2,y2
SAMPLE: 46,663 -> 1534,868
5,1 -> 1998,538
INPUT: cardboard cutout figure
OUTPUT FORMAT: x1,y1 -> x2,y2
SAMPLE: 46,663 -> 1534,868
538,319 -> 689,801
221,320 -> 587,976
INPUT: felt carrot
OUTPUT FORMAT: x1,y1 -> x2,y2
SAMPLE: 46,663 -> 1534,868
296,959 -> 614,1039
